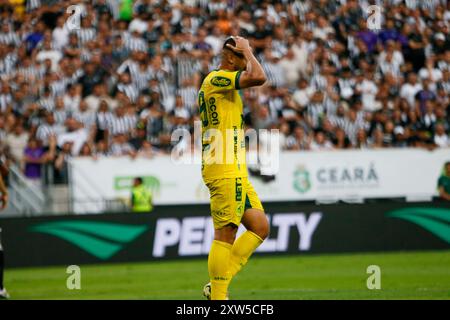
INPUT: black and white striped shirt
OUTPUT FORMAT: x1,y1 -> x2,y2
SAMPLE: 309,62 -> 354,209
125,113 -> 138,131
133,66 -> 154,92
36,123 -> 57,145
16,65 -> 44,81
291,0 -> 310,21
268,96 -> 284,120
153,67 -> 175,99
117,82 -> 140,103
96,111 -> 115,131
342,118 -> 364,145
80,48 -> 92,62
1,52 -> 17,76
311,73 -> 328,91
307,102 -> 325,129
0,93 -> 12,112
75,28 -> 97,45
324,96 -> 339,116
262,60 -> 286,88
177,86 -> 198,110
377,59 -> 402,79
110,142 -> 135,156
108,114 -> 136,136
117,59 -> 139,77
207,0 -> 228,14
53,109 -> 68,125
26,0 -> 41,12
440,80 -> 450,95
38,96 -> 55,112
124,36 -> 148,53
338,78 -> 356,99
175,57 -> 200,88
72,110 -> 96,129
51,78 -> 70,97
0,31 -> 20,46
329,115 -> 347,131
404,0 -> 442,10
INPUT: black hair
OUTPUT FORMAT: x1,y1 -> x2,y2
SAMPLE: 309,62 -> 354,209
223,37 -> 244,58
223,37 -> 236,49
135,177 -> 143,184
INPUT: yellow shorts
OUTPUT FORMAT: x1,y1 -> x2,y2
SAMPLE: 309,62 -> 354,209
204,177 -> 264,229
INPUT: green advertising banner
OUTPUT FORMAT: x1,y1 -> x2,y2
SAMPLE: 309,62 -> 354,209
1,201 -> 449,268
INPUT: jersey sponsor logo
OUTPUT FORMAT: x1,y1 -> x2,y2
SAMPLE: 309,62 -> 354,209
210,76 -> 231,87
235,177 -> 242,201
208,97 -> 219,125
198,91 -> 208,127
199,92 -> 220,127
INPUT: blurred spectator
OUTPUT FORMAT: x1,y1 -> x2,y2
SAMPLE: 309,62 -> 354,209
310,130 -> 334,151
5,123 -> 28,165
286,126 -> 311,150
110,133 -> 136,157
0,0 -> 446,190
437,162 -> 450,201
400,73 -> 423,109
129,122 -> 147,151
79,142 -> 93,157
138,140 -> 157,159
434,123 -> 449,147
54,141 -> 72,184
23,138 -> 46,186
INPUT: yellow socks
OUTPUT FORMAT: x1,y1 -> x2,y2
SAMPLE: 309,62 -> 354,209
208,240 -> 232,300
208,232 -> 263,299
229,231 -> 263,277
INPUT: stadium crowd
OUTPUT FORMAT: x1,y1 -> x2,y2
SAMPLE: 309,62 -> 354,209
0,0 -> 449,185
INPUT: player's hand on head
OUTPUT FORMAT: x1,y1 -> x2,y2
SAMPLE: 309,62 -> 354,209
226,36 -> 250,54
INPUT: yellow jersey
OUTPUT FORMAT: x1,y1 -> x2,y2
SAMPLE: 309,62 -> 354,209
198,69 -> 247,180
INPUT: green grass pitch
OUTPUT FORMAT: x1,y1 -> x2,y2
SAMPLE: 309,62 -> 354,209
5,250 -> 450,299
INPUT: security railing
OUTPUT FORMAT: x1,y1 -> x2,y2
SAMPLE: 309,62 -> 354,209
8,164 -> 47,216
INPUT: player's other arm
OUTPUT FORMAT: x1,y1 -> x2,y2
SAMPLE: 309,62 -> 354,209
226,37 -> 266,89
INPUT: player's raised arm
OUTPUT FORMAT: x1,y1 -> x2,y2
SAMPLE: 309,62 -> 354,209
225,36 -> 267,89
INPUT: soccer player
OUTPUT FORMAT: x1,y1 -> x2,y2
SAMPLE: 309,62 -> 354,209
0,171 -> 9,299
198,36 -> 269,300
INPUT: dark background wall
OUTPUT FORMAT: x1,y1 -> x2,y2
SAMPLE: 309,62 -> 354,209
1,201 -> 449,268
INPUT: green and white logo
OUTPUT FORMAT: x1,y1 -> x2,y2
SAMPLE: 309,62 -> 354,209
387,207 -> 450,244
115,175 -> 161,195
293,165 -> 311,194
30,221 -> 148,259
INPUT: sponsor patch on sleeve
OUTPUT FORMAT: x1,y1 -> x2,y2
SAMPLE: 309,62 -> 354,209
210,76 -> 231,87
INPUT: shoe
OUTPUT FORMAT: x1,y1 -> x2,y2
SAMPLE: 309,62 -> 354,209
262,175 -> 276,183
203,282 -> 229,300
248,168 -> 261,177
203,282 -> 211,300
0,288 -> 10,299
